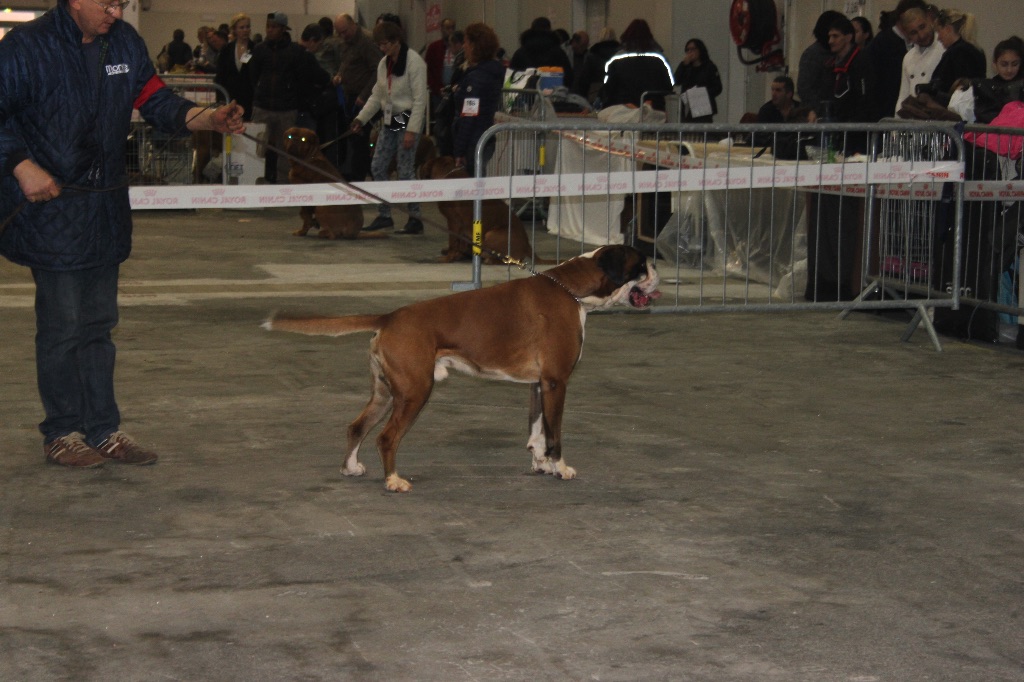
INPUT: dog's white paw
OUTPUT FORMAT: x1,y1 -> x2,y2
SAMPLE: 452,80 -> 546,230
531,451 -> 554,475
554,461 -> 576,480
342,461 -> 366,477
385,474 -> 412,493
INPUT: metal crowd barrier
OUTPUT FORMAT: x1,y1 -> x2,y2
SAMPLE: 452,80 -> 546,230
128,75 -> 230,186
468,119 -> 1001,351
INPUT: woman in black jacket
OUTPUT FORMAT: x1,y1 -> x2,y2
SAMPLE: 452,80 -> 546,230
930,8 -> 986,102
674,38 -> 723,122
452,23 -> 505,175
214,13 -> 255,120
599,18 -> 674,111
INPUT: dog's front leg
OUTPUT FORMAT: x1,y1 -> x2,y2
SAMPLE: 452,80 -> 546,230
527,382 -> 551,474
527,380 -> 575,479
539,378 -> 575,479
294,206 -> 314,236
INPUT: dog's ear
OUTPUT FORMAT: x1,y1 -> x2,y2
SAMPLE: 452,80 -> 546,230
597,246 -> 646,286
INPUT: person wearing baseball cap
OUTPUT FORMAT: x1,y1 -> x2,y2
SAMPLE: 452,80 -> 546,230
267,11 -> 290,31
249,10 -> 330,182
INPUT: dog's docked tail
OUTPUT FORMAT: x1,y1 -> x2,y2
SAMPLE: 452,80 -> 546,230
262,313 -> 384,337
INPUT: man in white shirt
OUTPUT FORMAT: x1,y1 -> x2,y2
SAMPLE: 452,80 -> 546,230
894,1 -> 945,116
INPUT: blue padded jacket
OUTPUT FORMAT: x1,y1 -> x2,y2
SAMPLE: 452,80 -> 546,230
0,3 -> 194,271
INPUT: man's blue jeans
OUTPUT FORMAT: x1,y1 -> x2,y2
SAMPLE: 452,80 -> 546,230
32,264 -> 120,446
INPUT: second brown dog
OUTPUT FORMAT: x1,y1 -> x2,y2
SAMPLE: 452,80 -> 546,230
284,127 -> 379,240
420,156 -> 552,264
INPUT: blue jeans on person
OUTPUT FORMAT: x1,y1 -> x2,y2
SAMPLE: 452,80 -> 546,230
370,127 -> 421,220
32,264 -> 121,447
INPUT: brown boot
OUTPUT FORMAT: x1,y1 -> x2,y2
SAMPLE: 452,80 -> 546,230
44,432 -> 106,469
96,431 -> 158,465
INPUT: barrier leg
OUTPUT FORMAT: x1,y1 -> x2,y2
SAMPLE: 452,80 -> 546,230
901,303 -> 943,352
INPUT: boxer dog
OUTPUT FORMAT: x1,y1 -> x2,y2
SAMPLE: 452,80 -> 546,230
263,244 -> 660,493
284,127 -> 378,240
420,156 -> 551,265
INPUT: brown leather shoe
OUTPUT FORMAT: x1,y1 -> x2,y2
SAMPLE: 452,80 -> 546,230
96,431 -> 158,465
44,432 -> 106,468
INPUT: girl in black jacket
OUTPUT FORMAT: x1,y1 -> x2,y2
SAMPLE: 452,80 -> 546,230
674,38 -> 723,122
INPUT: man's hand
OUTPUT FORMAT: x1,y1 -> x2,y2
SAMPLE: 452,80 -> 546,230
13,159 -> 60,203
187,100 -> 246,134
402,131 -> 416,149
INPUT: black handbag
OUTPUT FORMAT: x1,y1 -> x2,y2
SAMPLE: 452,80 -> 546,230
386,110 -> 412,131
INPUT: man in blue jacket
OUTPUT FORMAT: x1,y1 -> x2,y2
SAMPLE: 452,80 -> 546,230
0,0 -> 245,468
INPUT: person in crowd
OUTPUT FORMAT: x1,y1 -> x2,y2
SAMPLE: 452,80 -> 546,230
376,13 -> 402,32
574,26 -> 618,104
249,11 -> 330,183
318,16 -> 334,39
852,16 -> 874,48
193,28 -> 226,73
971,36 -> 1024,123
757,76 -> 800,123
451,22 -> 505,176
424,18 -> 457,113
568,30 -> 589,86
351,20 -> 428,235
300,23 -> 340,75
599,18 -> 673,111
431,29 -> 465,156
825,14 -> 872,145
163,28 -> 193,72
193,25 -> 213,63
0,0 -> 245,468
215,13 -> 254,120
674,38 -> 723,122
753,76 -> 812,158
798,10 -> 847,117
894,0 -> 944,116
299,23 -> 343,163
929,8 -> 986,100
862,8 -> 910,120
509,16 -> 573,86
332,13 -> 381,181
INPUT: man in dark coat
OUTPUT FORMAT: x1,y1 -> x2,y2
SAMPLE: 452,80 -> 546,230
0,0 -> 245,467
509,17 -> 573,85
862,10 -> 910,120
248,11 -> 329,183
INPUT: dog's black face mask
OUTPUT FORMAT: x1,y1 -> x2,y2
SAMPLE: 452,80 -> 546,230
597,246 -> 648,287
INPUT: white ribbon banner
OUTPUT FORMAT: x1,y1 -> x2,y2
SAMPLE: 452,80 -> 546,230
129,160 -> 975,210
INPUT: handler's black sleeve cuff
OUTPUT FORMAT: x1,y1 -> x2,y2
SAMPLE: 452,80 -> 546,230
4,150 -> 29,176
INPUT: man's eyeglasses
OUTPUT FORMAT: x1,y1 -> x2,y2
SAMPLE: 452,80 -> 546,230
89,0 -> 131,15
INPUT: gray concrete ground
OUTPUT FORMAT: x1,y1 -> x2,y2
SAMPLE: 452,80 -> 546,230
1,206 -> 1022,681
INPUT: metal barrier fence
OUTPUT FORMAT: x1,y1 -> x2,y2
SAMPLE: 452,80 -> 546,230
128,75 -> 230,185
470,119 -> 996,350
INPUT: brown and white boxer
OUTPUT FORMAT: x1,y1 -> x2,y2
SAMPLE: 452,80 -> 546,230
263,244 -> 660,492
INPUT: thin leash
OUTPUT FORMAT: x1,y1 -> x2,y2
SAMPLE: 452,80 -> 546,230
235,128 -> 535,271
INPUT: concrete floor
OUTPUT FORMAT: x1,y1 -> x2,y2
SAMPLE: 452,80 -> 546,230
1,206 -> 1022,681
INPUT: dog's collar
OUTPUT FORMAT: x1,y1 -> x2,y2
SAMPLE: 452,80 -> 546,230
538,271 -> 581,303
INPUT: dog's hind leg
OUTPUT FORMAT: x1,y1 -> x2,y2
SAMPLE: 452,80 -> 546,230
375,370 -> 434,493
344,353 -> 391,477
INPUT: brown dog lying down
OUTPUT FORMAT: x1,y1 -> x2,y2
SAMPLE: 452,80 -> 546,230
284,127 -> 380,240
263,244 -> 661,492
420,155 -> 553,264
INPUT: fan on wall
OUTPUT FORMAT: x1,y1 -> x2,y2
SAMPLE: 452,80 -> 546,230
729,0 -> 784,71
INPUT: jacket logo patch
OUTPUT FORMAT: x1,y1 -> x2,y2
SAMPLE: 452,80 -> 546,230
105,64 -> 130,75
